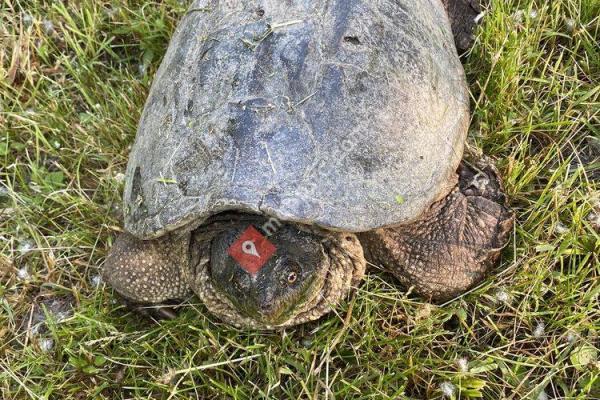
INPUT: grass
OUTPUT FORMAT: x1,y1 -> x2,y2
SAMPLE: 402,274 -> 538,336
0,0 -> 598,398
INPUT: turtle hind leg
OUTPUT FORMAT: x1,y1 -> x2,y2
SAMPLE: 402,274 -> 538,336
102,232 -> 192,318
441,0 -> 482,52
359,161 -> 513,302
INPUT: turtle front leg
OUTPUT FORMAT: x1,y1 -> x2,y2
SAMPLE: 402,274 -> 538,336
441,0 -> 482,52
359,161 -> 514,301
102,232 -> 193,318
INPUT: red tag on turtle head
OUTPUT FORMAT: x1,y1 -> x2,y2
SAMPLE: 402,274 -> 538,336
227,226 -> 276,275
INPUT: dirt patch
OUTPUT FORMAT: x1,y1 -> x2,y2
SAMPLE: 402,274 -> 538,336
18,293 -> 76,336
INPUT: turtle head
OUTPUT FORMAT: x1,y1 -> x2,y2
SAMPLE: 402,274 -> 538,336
192,215 -> 365,328
209,221 -> 329,326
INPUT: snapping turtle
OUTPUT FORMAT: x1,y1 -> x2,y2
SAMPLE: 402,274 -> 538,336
103,0 -> 513,328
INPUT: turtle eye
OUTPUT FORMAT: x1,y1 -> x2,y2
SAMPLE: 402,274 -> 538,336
287,272 -> 298,284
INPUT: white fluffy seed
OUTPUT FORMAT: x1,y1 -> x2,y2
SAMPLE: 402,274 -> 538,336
23,13 -> 34,27
533,322 -> 546,338
91,275 -> 102,287
113,172 -> 125,183
495,289 -> 510,303
17,267 -> 30,280
38,338 -> 54,352
42,19 -> 55,35
512,10 -> 525,24
18,240 -> 34,255
440,382 -> 455,397
456,357 -> 469,372
138,63 -> 148,76
554,222 -> 568,234
565,18 -> 576,33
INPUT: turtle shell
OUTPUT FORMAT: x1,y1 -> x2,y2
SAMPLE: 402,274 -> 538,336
123,0 -> 469,239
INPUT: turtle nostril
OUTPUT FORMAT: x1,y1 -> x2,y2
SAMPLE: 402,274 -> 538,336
343,36 -> 361,45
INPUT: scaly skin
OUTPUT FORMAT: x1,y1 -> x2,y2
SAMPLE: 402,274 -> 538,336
359,161 -> 514,301
103,220 -> 366,329
103,232 -> 192,304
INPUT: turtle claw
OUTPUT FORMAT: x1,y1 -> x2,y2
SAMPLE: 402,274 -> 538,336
142,305 -> 178,321
117,296 -> 179,321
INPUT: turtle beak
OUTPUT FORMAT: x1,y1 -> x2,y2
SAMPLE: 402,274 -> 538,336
254,290 -> 278,318
248,279 -> 316,325
252,292 -> 290,325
